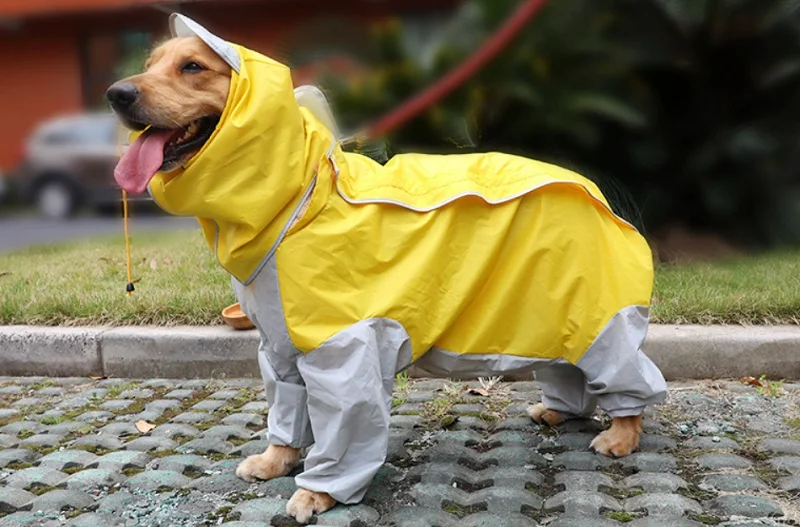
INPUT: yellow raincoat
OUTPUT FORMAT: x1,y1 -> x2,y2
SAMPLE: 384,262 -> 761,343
147,44 -> 654,366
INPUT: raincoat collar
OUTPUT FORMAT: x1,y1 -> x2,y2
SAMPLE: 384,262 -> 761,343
147,43 -> 335,284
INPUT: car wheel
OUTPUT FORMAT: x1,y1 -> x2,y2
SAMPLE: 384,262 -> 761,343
36,180 -> 76,219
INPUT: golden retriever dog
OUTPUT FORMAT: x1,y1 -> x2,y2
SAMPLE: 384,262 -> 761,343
107,14 -> 667,524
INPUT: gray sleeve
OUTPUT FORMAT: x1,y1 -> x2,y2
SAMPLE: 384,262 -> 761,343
258,345 -> 314,449
293,320 -> 411,504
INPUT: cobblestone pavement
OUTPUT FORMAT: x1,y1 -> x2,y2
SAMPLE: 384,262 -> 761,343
0,375 -> 797,527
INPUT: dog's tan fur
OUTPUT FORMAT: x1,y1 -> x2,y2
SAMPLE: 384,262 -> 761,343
116,35 -> 645,523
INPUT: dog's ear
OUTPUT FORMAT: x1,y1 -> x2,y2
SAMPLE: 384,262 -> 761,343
294,85 -> 341,140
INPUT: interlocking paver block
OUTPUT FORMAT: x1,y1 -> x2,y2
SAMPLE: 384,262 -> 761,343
4,467 -> 67,490
221,413 -> 264,428
63,468 -> 125,491
28,489 -> 95,512
709,495 -> 784,518
171,412 -> 215,424
71,434 -> 125,451
151,454 -> 212,475
164,389 -> 196,400
91,450 -> 151,471
759,438 -> 800,455
0,449 -> 41,468
623,473 -> 688,493
37,450 -> 98,471
700,474 -> 768,492
151,423 -> 200,439
177,437 -> 234,455
0,487 -> 36,513
695,453 -> 753,470
544,490 -> 621,515
619,452 -> 678,472
768,456 -> 800,473
555,471 -> 614,492
625,493 -> 702,516
684,436 -> 739,450
200,425 -> 254,441
122,436 -> 178,453
19,433 -> 64,449
229,497 -> 287,521
123,470 -> 190,491
1,421 -> 47,436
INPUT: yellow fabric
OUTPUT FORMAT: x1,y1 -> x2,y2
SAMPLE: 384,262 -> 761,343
146,44 -> 331,283
146,43 -> 654,364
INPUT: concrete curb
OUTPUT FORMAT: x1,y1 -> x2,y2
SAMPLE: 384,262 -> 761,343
1,324 -> 799,380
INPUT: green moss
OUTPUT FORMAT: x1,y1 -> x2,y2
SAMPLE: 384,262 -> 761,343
603,511 -> 636,522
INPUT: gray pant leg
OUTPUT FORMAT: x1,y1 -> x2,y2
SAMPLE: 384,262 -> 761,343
576,306 -> 668,418
535,360 -> 598,418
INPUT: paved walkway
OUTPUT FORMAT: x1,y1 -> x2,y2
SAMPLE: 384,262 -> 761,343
0,376 -> 797,526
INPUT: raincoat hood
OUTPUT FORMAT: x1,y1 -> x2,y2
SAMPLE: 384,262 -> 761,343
145,44 -> 334,283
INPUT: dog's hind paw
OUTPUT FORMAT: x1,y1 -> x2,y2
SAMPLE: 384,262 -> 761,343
286,488 -> 337,524
527,403 -> 566,427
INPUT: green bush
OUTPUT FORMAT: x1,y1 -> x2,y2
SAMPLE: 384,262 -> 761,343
323,0 -> 800,247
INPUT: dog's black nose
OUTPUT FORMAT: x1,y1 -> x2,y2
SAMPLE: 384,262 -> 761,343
106,82 -> 140,108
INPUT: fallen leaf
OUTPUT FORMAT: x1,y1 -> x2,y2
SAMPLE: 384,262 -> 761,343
740,376 -> 763,387
90,376 -> 108,381
150,260 -> 158,270
466,388 -> 489,397
135,420 -> 156,433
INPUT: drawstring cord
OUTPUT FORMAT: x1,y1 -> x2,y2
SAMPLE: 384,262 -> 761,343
117,138 -> 135,296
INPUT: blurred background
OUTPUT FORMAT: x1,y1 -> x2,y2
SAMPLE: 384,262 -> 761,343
1,0 -> 799,262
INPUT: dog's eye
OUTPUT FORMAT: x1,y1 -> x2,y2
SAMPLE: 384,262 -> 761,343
181,61 -> 206,73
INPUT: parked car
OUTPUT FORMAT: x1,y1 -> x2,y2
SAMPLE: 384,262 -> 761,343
16,112 -> 151,218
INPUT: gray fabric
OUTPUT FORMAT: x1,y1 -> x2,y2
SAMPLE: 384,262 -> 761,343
575,305 -> 668,418
536,360 -> 599,418
233,258 -> 413,504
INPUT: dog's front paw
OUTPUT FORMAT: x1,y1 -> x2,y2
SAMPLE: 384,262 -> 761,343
527,403 -> 566,427
286,488 -> 337,524
235,444 -> 300,482
590,416 -> 642,458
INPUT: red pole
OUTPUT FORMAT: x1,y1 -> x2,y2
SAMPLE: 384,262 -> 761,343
363,0 -> 549,138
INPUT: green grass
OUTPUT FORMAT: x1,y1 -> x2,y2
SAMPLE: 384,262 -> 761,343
0,230 -> 233,326
652,249 -> 800,325
1,229 -> 799,325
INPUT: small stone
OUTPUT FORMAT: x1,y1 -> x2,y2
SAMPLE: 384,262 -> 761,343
28,489 -> 94,511
177,437 -> 234,455
123,470 -> 190,491
122,436 -> 178,453
696,453 -> 753,470
38,450 -> 97,471
4,467 -> 67,490
92,451 -> 151,471
150,423 -> 200,439
709,495 -> 784,518
64,469 -> 125,491
0,487 -> 36,513
221,413 -> 264,428
0,448 -> 41,468
700,474 -> 768,492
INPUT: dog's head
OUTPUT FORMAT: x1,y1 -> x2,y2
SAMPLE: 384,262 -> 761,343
107,35 -> 232,186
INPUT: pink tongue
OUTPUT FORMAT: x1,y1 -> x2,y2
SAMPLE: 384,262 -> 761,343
114,129 -> 178,194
